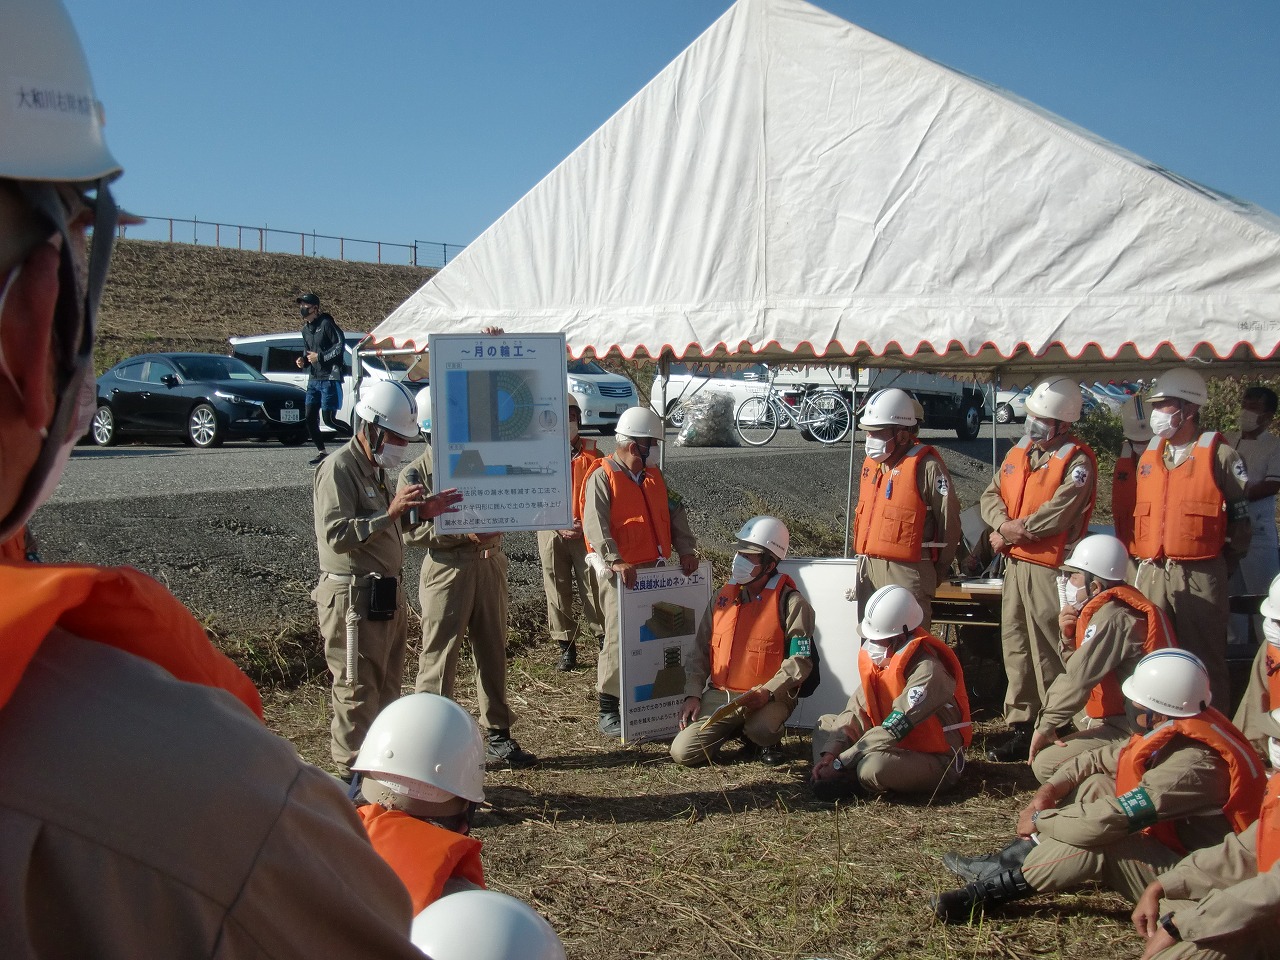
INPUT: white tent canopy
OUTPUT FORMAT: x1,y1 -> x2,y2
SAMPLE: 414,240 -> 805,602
372,0 -> 1280,383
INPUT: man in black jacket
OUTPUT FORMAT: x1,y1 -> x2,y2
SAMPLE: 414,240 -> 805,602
296,292 -> 352,464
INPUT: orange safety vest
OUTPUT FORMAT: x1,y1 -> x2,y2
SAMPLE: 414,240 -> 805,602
0,560 -> 263,717
1114,708 -> 1265,854
1132,433 -> 1228,561
357,804 -> 486,912
997,436 -> 1097,567
1074,585 -> 1176,719
588,458 -> 673,565
858,629 -> 972,753
1112,447 -> 1139,554
854,444 -> 939,563
1267,645 -> 1280,715
570,440 -> 602,524
709,574 -> 793,691
1256,773 -> 1280,873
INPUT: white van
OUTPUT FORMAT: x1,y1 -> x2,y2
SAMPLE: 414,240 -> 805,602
228,332 -> 415,433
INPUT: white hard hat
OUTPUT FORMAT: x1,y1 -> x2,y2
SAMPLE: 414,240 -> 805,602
735,515 -> 790,561
353,693 -> 485,803
1061,534 -> 1130,583
0,0 -> 121,183
411,890 -> 566,960
861,388 -> 918,429
354,380 -> 419,440
1120,395 -> 1152,443
910,397 -> 925,423
1120,649 -> 1211,718
415,386 -> 432,434
1260,572 -> 1280,620
859,584 -> 924,641
1024,376 -> 1083,424
1149,368 -> 1209,407
616,407 -> 664,442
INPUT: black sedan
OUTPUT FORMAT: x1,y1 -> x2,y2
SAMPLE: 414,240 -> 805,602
91,353 -> 309,448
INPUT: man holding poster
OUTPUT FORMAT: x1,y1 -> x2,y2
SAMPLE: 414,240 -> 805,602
583,407 -> 699,737
670,517 -> 816,767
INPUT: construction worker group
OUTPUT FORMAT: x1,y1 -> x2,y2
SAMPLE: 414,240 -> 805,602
4,1 -> 1280,957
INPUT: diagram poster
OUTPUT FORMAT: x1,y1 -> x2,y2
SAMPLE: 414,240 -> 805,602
618,562 -> 712,744
778,558 -> 862,729
427,333 -> 572,534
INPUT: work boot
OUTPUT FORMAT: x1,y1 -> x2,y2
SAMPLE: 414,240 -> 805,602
556,642 -> 577,672
759,743 -> 786,767
932,868 -> 1037,924
986,723 -> 1033,763
810,769 -> 865,803
485,729 -> 538,768
308,451 -> 327,466
942,837 -> 1035,883
598,694 -> 622,738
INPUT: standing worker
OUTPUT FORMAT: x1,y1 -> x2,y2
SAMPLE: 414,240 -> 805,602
979,376 -> 1098,762
1227,385 -> 1280,647
1113,394 -> 1153,555
582,407 -> 699,737
313,380 -> 459,783
296,291 -> 351,465
1132,368 -> 1251,710
851,388 -> 961,626
537,395 -> 604,671
401,389 -> 537,767
0,1 -> 430,953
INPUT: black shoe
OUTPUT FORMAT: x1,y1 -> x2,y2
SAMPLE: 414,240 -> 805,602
597,693 -> 622,738
932,869 -> 1037,925
759,744 -> 786,766
308,451 -> 327,466
485,729 -> 538,768
811,776 -> 864,803
556,643 -> 577,672
942,837 -> 1035,883
986,724 -> 1032,763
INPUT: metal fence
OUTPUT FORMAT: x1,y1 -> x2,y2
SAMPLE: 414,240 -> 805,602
116,215 -> 465,268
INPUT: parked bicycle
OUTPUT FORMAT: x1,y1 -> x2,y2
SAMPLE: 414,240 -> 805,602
734,377 -> 852,446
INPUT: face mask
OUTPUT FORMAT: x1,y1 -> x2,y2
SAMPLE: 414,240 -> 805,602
1124,701 -> 1158,736
864,435 -> 892,462
373,441 -> 409,472
1240,410 -> 1262,433
300,306 -> 312,319
1270,738 -> 1280,770
1025,416 -> 1053,444
863,640 -> 890,666
729,553 -> 761,585
1265,619 -> 1280,647
1149,408 -> 1179,440
569,420 -> 580,441
634,441 -> 652,466
1057,574 -> 1088,612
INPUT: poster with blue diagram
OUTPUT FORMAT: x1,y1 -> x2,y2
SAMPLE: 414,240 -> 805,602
427,332 -> 572,533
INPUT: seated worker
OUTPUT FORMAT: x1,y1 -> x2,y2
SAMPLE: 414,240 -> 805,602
1029,534 -> 1176,783
1232,572 -> 1280,761
810,584 -> 971,800
354,693 -> 487,911
851,388 -> 962,628
1130,710 -> 1280,960
671,517 -> 815,767
411,889 -> 566,960
935,650 -> 1266,925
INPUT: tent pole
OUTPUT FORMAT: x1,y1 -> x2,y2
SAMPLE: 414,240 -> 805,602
843,364 -> 858,558
657,352 -> 670,471
991,372 -> 1001,472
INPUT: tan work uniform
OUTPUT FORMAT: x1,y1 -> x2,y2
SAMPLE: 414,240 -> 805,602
853,450 -> 962,629
535,438 -> 604,650
400,450 -> 513,732
1154,817 -> 1280,960
0,631 -> 421,959
813,644 -> 968,795
980,436 -> 1096,726
1232,640 -> 1280,758
313,438 -> 409,776
581,455 -> 698,700
1133,440 -> 1250,710
1032,601 -> 1150,783
669,582 -> 815,765
1022,736 -> 1240,902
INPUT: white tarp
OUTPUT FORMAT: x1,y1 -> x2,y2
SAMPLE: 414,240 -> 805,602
372,0 -> 1280,382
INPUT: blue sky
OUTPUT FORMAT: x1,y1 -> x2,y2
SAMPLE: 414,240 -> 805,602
67,1 -> 1279,254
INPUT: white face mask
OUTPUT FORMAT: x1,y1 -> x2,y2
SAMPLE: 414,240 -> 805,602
1149,408 -> 1179,440
569,420 -> 580,441
864,435 -> 892,462
1239,410 -> 1262,434
1269,738 -> 1280,770
863,640 -> 890,666
373,440 -> 409,472
1264,619 -> 1280,648
1025,415 -> 1053,444
1057,574 -> 1088,612
729,553 -> 761,585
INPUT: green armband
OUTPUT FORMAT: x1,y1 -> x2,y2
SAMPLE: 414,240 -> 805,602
1115,786 -> 1158,831
787,636 -> 812,657
882,709 -> 913,740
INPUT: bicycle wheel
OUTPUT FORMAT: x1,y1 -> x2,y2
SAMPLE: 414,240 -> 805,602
799,392 -> 851,444
734,396 -> 779,446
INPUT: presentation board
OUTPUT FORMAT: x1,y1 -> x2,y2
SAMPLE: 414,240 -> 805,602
778,557 -> 862,729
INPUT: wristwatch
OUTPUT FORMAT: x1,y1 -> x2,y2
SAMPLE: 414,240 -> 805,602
1159,912 -> 1181,942
831,757 -> 844,772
